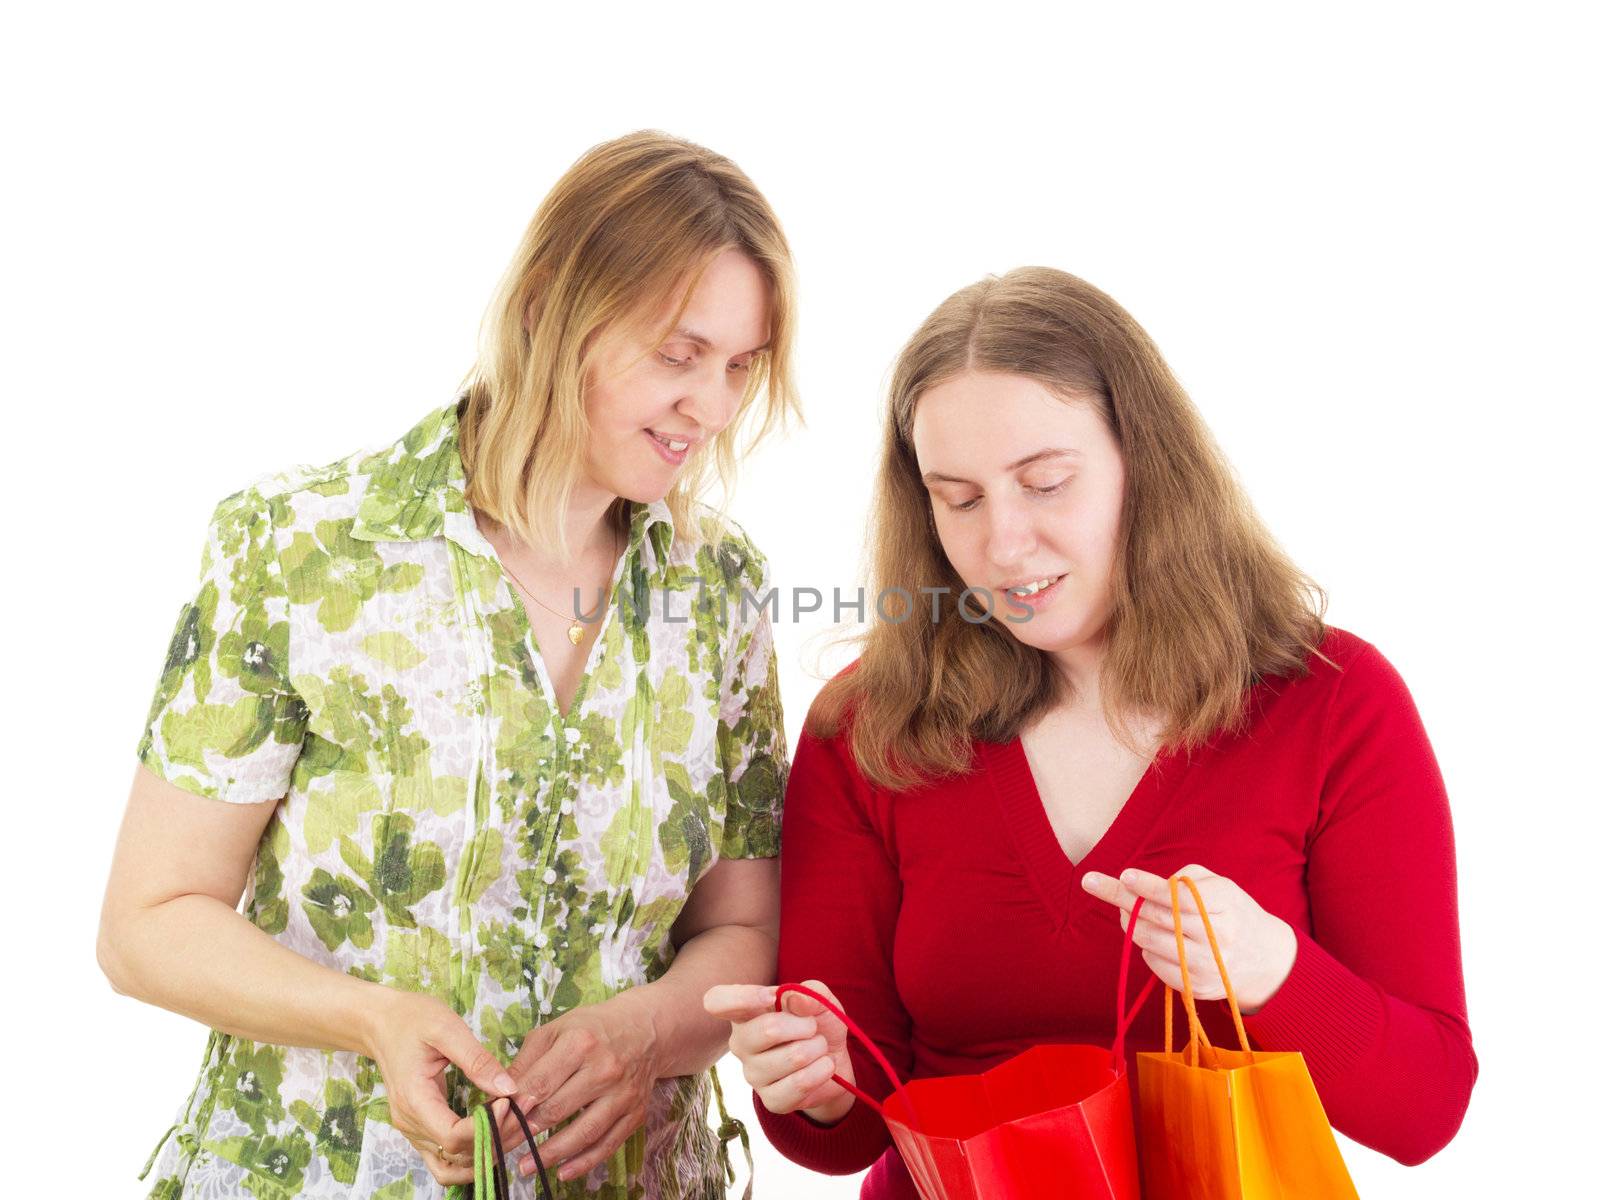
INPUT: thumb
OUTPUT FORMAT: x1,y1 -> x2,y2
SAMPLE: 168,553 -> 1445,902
429,1015 -> 518,1099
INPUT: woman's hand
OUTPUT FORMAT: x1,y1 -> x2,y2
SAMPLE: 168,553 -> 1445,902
361,989 -> 520,1186
1080,864 -> 1299,1014
703,980 -> 856,1126
505,990 -> 662,1183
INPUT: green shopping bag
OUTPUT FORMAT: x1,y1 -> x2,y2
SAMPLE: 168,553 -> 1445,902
444,1096 -> 554,1199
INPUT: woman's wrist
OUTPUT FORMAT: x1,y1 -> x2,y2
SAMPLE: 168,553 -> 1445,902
1239,916 -> 1299,1015
802,1093 -> 856,1127
351,979 -> 416,1060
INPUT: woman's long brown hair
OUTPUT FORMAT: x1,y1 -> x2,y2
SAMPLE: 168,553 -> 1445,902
809,267 -> 1326,790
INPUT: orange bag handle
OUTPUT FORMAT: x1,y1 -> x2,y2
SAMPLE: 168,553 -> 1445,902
1162,874 -> 1256,1067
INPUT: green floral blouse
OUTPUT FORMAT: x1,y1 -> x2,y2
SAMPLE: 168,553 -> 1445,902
135,400 -> 787,1199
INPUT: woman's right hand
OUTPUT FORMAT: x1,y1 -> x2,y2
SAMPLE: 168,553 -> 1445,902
703,980 -> 856,1126
361,987 -> 521,1185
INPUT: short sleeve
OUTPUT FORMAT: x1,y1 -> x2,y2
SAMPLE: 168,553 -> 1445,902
137,486 -> 308,803
714,543 -> 787,860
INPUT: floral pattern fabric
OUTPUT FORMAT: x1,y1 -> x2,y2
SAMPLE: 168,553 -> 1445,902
136,400 -> 786,1199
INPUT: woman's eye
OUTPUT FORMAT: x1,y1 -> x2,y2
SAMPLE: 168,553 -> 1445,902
658,351 -> 690,368
952,496 -> 982,512
1028,478 -> 1070,496
728,358 -> 753,373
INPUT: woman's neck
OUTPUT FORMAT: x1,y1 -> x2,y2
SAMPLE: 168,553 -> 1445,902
1049,634 -> 1109,709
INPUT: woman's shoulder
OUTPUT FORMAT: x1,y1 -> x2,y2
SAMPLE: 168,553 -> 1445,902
205,403 -> 460,537
1255,624 -> 1416,718
668,501 -> 774,592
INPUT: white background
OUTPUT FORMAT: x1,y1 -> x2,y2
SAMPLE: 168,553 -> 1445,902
5,2 -> 1594,1195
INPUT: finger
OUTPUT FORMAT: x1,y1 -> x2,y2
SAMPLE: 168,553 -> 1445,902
739,1034 -> 831,1090
778,979 -> 843,1018
1117,868 -> 1203,908
519,1028 -> 593,1116
760,1053 -> 840,1115
512,1020 -> 560,1078
1126,907 -> 1219,971
427,1015 -> 518,1101
549,1105 -> 646,1183
403,1076 -> 479,1156
529,1061 -> 611,1133
729,1010 -> 819,1058
537,1088 -> 625,1168
490,1094 -> 528,1153
415,1141 -> 475,1187
1132,924 -> 1211,967
1118,902 -> 1178,936
704,983 -> 780,1023
1142,949 -> 1227,1001
439,1111 -> 483,1160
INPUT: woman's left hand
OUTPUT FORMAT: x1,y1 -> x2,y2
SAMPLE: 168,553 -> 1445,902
1080,864 -> 1298,1014
506,990 -> 662,1182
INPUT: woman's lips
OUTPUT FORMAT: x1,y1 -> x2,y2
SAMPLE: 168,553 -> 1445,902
645,428 -> 690,466
1001,573 -> 1066,615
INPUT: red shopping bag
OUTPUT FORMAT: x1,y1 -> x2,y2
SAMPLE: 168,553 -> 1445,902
775,897 -> 1158,1200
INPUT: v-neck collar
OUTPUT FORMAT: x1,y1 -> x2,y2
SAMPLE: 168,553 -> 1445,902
979,736 -> 1198,932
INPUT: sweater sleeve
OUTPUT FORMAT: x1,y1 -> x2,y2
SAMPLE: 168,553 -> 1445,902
1242,642 -> 1478,1164
753,725 -> 908,1175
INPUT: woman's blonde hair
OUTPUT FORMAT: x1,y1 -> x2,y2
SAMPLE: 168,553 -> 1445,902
459,130 -> 798,558
810,267 -> 1326,790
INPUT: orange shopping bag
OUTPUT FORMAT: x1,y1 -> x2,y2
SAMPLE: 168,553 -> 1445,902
775,893 -> 1161,1199
1136,874 -> 1359,1199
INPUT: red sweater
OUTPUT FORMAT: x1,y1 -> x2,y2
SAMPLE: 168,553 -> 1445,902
755,629 -> 1476,1197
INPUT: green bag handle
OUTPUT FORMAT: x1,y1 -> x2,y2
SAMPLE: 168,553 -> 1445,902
443,1095 -> 554,1200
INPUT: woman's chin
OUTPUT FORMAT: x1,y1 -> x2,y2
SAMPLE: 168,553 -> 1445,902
999,612 -> 1097,655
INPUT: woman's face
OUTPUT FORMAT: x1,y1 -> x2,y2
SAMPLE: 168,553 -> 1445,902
581,247 -> 771,504
911,370 -> 1126,660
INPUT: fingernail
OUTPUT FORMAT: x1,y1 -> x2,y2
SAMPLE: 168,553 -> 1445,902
1120,869 -> 1138,885
761,985 -> 778,1003
494,1072 -> 517,1094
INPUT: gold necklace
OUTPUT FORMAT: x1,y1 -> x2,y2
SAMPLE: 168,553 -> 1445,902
499,519 -> 624,645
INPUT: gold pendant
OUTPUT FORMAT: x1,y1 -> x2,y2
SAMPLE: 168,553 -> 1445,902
567,622 -> 584,645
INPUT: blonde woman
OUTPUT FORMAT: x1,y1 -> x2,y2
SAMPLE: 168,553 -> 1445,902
707,268 -> 1476,1197
100,131 -> 795,1198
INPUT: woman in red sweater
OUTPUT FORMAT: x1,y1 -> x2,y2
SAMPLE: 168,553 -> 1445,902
705,267 -> 1476,1196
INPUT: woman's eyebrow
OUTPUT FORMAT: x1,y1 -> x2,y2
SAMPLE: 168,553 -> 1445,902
673,326 -> 771,354
922,448 -> 1081,485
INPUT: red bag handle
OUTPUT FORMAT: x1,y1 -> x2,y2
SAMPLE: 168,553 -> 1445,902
772,983 -> 903,1120
1114,896 -> 1160,1074
773,888 -> 1158,1121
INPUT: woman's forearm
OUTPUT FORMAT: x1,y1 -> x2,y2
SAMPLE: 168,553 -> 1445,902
625,923 -> 778,1078
99,892 -> 390,1056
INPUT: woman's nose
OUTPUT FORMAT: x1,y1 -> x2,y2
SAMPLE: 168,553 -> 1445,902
985,501 -> 1038,570
675,366 -> 744,436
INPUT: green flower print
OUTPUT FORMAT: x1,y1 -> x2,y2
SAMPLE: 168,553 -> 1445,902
216,1042 -> 288,1135
301,868 -> 377,952
206,1129 -> 314,1199
290,1079 -> 367,1185
281,518 -> 422,634
340,812 -> 446,930
218,605 -> 292,697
